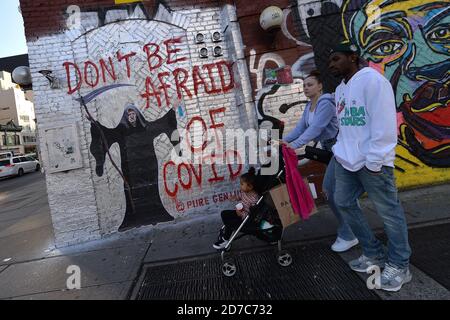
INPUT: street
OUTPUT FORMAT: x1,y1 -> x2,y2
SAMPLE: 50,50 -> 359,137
0,172 -> 54,264
0,171 -> 149,299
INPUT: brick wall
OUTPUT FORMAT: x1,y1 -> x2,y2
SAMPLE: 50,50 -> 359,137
21,0 -> 448,246
234,0 -> 329,202
20,0 -> 256,246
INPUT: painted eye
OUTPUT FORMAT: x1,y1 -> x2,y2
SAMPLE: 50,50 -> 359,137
370,41 -> 403,56
427,26 -> 450,42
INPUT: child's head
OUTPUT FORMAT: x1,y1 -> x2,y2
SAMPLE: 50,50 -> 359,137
240,167 -> 256,193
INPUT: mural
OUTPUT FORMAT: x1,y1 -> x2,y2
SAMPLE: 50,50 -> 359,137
237,0 -> 449,191
344,0 -> 450,168
89,103 -> 177,231
19,0 -> 449,244
247,37 -> 311,136
235,1 -> 332,201
61,3 -> 241,231
304,0 -> 450,188
241,1 -> 345,148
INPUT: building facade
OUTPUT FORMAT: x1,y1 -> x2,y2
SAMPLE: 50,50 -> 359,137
0,70 -> 37,154
19,0 -> 450,247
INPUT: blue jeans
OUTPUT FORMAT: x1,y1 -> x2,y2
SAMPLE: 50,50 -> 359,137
334,161 -> 411,269
322,157 -> 356,241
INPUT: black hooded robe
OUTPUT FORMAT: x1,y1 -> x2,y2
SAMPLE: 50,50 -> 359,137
90,104 -> 177,231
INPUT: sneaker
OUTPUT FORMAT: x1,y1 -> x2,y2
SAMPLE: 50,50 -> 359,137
331,237 -> 359,252
380,264 -> 412,292
349,254 -> 386,273
260,220 -> 274,230
213,237 -> 229,250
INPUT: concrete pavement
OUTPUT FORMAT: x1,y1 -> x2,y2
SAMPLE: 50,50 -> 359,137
0,172 -> 54,265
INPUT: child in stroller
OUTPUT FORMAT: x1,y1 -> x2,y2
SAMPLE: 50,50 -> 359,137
216,165 -> 293,276
213,167 -> 260,250
213,166 -> 284,250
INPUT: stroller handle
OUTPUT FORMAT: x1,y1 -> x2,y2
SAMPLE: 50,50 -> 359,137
256,195 -> 264,205
277,169 -> 284,179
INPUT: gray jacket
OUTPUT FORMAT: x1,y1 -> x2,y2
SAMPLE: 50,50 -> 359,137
283,93 -> 338,149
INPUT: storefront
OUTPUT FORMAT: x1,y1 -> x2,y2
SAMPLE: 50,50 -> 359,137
0,120 -> 23,155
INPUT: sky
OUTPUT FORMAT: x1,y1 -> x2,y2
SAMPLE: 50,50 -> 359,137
0,0 -> 28,58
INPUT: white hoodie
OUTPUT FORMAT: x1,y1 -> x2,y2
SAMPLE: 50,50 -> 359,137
332,67 -> 397,172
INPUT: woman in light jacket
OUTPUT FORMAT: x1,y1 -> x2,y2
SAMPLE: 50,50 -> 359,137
282,70 -> 358,252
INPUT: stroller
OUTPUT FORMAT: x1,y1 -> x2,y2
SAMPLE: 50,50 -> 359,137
220,154 -> 296,277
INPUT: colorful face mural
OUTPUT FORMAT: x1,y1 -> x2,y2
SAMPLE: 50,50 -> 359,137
346,0 -> 450,167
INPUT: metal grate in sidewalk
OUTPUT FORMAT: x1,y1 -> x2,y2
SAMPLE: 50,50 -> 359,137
135,242 -> 379,300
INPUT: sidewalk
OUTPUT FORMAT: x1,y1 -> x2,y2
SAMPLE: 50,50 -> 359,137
0,183 -> 449,300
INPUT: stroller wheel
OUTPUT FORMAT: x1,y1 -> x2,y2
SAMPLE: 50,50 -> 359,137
277,250 -> 292,267
222,259 -> 237,277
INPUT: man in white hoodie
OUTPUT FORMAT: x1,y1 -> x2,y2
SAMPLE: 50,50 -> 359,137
328,42 -> 412,292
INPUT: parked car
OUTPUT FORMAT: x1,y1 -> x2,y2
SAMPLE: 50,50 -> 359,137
0,152 -> 14,160
25,153 -> 38,160
0,155 -> 40,178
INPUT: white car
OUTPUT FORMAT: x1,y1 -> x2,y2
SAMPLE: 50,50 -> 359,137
0,152 -> 13,160
0,155 -> 40,178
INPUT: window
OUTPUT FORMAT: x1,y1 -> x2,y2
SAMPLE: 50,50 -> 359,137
14,135 -> 20,145
19,157 -> 28,162
13,158 -> 21,163
23,136 -> 36,143
20,115 -> 30,121
26,156 -> 34,161
0,160 -> 10,166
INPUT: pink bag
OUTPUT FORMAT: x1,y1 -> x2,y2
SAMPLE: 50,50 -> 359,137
281,145 -> 315,220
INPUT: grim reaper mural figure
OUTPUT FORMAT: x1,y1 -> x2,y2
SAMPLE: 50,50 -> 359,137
90,103 -> 177,231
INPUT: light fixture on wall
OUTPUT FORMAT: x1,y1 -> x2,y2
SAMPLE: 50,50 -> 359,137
213,46 -> 223,57
259,6 -> 283,31
211,31 -> 222,42
195,32 -> 205,44
12,66 -> 32,90
199,47 -> 208,58
39,70 -> 61,89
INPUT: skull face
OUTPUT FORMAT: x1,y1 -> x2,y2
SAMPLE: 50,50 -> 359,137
127,109 -> 137,127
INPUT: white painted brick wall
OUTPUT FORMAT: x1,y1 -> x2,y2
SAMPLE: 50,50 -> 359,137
26,0 -> 254,247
